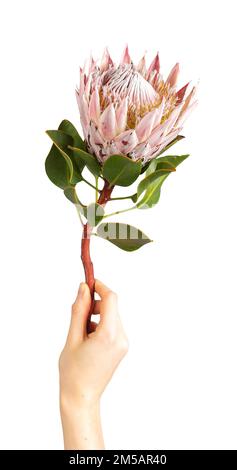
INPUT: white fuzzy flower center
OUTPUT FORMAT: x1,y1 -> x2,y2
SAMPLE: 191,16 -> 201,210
103,64 -> 158,109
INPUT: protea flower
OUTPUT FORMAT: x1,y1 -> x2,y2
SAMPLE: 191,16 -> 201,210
45,46 -> 197,324
76,46 -> 197,164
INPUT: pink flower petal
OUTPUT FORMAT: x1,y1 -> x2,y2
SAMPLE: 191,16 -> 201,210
79,67 -> 85,95
89,89 -> 101,124
99,103 -> 117,140
147,121 -> 168,147
178,86 -> 196,118
130,142 -> 151,160
149,70 -> 159,88
147,53 -> 160,80
153,98 -> 165,127
100,47 -> 113,72
147,104 -> 181,147
160,104 -> 183,137
137,54 -> 146,75
166,63 -> 179,88
151,129 -> 181,157
176,82 -> 189,104
121,45 -> 131,65
76,90 -> 89,132
135,108 -> 158,142
115,129 -> 138,154
85,73 -> 92,99
87,122 -> 108,162
177,100 -> 198,127
160,128 -> 181,148
105,141 -> 120,157
89,121 -> 104,146
88,54 -> 96,73
116,98 -> 128,134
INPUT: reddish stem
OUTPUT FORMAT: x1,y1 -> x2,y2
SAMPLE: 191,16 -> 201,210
81,222 -> 94,299
81,180 -> 114,330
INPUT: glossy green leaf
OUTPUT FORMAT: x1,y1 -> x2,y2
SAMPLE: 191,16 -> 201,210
102,154 -> 142,187
137,176 -> 167,209
137,169 -> 174,209
142,186 -> 162,208
155,154 -> 189,169
58,120 -> 86,151
64,186 -> 80,204
45,144 -> 71,189
153,161 -> 176,173
84,203 -> 105,227
46,130 -> 74,180
96,222 -> 152,251
58,120 -> 86,179
68,146 -> 101,177
46,129 -> 83,184
46,129 -> 72,152
137,168 -> 174,199
146,158 -> 159,176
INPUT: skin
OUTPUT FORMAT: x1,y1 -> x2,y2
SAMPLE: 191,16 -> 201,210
59,279 -> 129,450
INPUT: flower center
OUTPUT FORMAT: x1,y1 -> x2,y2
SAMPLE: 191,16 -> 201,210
102,64 -> 160,127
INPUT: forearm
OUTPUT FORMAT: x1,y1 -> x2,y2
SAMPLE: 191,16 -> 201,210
60,399 -> 105,450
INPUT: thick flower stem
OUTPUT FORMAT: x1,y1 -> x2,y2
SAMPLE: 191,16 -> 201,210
81,222 -> 94,305
81,180 -> 114,330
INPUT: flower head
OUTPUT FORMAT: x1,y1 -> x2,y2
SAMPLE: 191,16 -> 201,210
76,46 -> 197,164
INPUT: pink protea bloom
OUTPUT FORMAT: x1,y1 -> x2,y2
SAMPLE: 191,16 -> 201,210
76,46 -> 197,164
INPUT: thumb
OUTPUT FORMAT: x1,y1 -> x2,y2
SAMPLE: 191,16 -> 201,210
66,283 -> 91,346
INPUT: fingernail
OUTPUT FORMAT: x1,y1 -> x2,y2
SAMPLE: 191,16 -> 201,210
78,283 -> 85,298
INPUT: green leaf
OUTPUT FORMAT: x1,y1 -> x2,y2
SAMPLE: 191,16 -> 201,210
68,146 -> 101,177
137,155 -> 188,209
157,135 -> 185,156
46,129 -> 84,184
103,154 -> 142,187
64,185 -> 80,204
145,152 -> 188,176
58,120 -> 86,179
146,158 -> 158,176
137,169 -> 174,209
84,203 -> 105,227
96,222 -> 152,251
45,144 -> 71,189
141,186 -> 162,208
58,120 -> 86,151
153,161 -> 177,172
137,168 -> 174,199
46,130 -> 74,181
155,154 -> 189,169
46,129 -> 72,152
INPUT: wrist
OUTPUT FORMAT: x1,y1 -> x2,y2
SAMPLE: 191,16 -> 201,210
60,394 -> 104,450
60,393 -> 100,417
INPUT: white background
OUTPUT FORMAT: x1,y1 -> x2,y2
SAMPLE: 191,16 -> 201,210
0,0 -> 236,450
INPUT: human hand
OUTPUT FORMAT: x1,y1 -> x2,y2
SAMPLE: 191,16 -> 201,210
59,280 -> 128,449
59,279 -> 129,411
